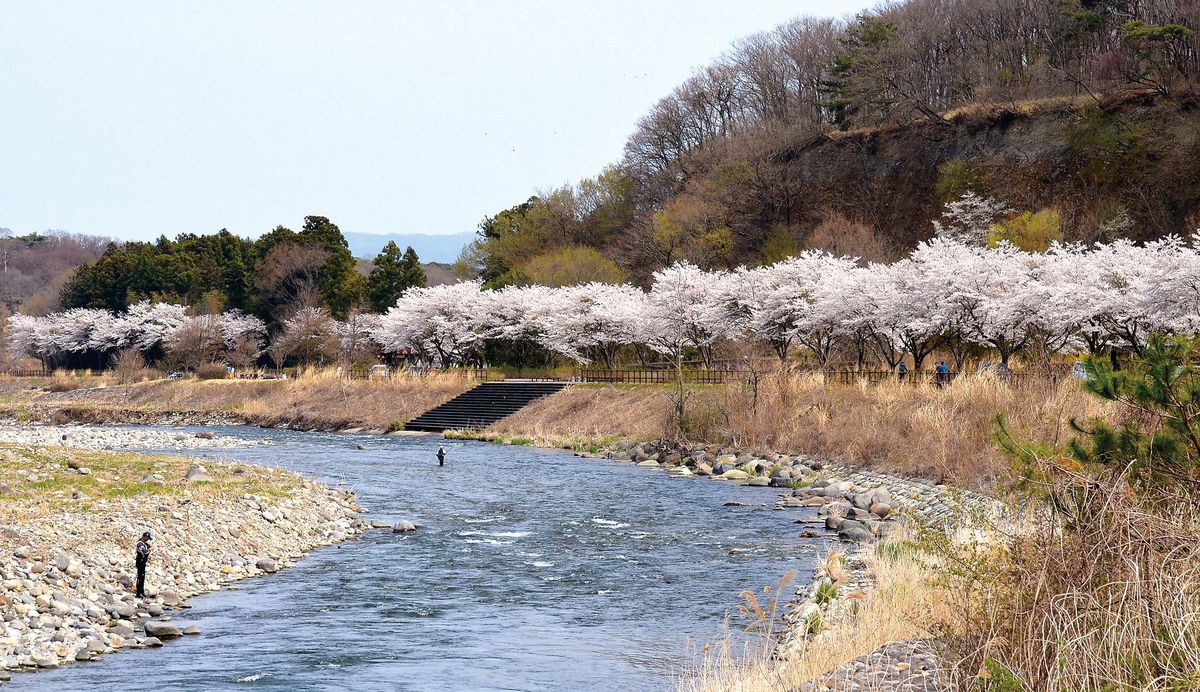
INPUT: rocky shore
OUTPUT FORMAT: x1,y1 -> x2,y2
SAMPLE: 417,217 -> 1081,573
0,438 -> 367,677
0,421 -> 265,451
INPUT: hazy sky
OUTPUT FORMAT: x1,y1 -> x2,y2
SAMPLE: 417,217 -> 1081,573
2,1 -> 870,241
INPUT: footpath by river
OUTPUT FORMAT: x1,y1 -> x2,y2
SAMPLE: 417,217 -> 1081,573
6,425 -> 836,691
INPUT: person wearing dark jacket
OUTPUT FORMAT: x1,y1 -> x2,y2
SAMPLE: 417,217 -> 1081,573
437,446 -> 446,467
135,531 -> 152,598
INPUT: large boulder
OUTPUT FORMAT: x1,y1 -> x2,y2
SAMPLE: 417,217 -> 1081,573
718,469 -> 751,481
391,521 -> 418,533
839,527 -> 874,544
850,493 -> 873,510
184,465 -> 211,483
255,558 -> 279,573
870,502 -> 893,518
143,621 -> 182,639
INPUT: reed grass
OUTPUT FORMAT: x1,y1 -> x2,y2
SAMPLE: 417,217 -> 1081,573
495,371 -> 1112,491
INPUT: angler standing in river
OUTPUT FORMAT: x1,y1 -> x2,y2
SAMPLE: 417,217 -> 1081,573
437,446 -> 446,466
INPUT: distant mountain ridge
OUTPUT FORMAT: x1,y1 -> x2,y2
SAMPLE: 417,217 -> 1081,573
344,231 -> 473,263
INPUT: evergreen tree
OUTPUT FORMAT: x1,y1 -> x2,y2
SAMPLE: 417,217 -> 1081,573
400,245 -> 427,290
368,242 -> 426,313
298,216 -> 363,318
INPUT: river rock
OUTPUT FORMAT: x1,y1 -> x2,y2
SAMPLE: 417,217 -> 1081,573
182,625 -> 201,635
693,463 -> 712,476
255,559 -> 279,573
144,621 -> 183,639
110,603 -> 136,619
392,521 -> 417,533
184,465 -> 212,483
747,477 -> 770,487
839,527 -> 874,544
635,460 -> 660,468
719,469 -> 751,481
194,431 -> 215,440
141,636 -> 164,647
837,519 -> 868,533
870,502 -> 893,518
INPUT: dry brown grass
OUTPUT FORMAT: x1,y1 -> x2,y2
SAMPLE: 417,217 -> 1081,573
937,476 -> 1200,690
491,384 -> 671,441
679,546 -> 956,692
0,368 -> 471,431
491,371 -> 1111,491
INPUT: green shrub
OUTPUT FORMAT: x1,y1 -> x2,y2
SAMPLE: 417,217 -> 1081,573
988,208 -> 1062,251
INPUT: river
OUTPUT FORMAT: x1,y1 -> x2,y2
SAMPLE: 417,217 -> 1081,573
9,426 -> 831,691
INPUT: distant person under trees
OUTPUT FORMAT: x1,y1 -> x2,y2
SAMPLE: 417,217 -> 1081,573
935,362 -> 951,387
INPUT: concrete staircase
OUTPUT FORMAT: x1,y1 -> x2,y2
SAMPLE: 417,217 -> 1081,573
404,380 -> 569,432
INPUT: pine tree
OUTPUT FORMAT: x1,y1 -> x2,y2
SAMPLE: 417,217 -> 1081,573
368,243 -> 426,313
400,246 -> 427,291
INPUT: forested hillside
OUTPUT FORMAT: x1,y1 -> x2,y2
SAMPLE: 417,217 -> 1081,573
463,0 -> 1200,285
0,230 -> 112,314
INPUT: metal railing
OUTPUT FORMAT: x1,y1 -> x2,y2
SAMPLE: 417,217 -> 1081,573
0,368 -> 102,378
573,368 -> 1033,386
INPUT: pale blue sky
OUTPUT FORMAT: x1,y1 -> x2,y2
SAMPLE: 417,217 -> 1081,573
1,1 -> 870,241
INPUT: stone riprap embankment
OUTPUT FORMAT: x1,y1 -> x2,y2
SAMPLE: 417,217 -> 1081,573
780,466 -> 999,691
0,439 -> 366,677
0,422 -> 263,452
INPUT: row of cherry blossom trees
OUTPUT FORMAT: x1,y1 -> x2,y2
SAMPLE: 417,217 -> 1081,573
7,236 -> 1198,372
375,236 -> 1197,370
6,302 -> 267,370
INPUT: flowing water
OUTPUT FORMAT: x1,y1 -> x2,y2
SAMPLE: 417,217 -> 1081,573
11,426 -> 832,691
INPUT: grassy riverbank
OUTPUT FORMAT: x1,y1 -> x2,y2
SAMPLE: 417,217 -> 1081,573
0,442 -> 363,671
494,373 -> 1111,491
0,370 -> 469,431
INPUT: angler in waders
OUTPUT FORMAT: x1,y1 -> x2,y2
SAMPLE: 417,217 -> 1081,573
135,531 -> 152,598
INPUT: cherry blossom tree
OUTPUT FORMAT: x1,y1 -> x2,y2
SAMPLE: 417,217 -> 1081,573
931,192 -> 1013,247
643,262 -> 732,368
336,310 -> 381,365
373,282 -> 487,368
275,307 -> 339,366
538,283 -> 646,367
166,314 -> 226,368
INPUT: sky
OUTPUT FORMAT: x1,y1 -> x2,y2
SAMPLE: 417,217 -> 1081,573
1,1 -> 871,242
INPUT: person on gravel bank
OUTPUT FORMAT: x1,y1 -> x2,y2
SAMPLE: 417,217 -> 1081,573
135,531 -> 152,597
